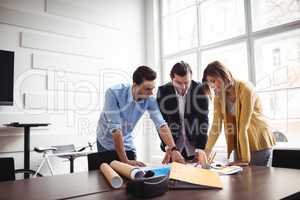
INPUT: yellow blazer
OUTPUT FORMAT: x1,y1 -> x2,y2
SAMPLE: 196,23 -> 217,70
205,80 -> 276,163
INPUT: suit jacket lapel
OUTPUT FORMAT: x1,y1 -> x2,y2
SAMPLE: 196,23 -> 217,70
167,84 -> 180,121
184,81 -> 195,117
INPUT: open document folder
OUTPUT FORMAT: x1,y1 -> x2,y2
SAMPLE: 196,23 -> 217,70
169,162 -> 223,189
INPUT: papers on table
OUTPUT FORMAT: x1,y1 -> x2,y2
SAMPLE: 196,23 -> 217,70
210,165 -> 243,175
169,162 -> 223,189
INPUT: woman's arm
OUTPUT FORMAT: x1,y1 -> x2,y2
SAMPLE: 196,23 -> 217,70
205,97 -> 223,151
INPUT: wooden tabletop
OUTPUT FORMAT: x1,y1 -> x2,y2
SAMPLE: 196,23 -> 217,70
0,170 -> 112,200
70,167 -> 300,200
0,166 -> 299,200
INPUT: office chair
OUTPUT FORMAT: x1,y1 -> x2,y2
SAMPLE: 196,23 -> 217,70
34,143 -> 92,176
53,143 -> 96,173
52,144 -> 77,173
0,157 -> 15,182
34,143 -> 95,176
272,130 -> 288,142
272,149 -> 300,169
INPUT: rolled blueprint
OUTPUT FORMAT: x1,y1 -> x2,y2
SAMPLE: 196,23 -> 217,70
110,160 -> 145,180
100,163 -> 123,188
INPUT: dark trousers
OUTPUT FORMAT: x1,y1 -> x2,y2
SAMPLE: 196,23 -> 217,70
181,148 -> 195,161
88,141 -> 136,170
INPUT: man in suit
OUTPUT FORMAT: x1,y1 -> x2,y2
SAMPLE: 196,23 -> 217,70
157,61 -> 209,165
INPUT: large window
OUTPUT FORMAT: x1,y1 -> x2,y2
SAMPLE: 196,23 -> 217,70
254,29 -> 300,90
163,52 -> 197,82
162,6 -> 198,55
254,29 -> 300,142
201,42 -> 249,80
200,0 -> 246,45
251,0 -> 300,31
160,0 -> 300,151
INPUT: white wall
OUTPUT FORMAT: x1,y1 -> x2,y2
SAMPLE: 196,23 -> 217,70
0,0 -> 148,176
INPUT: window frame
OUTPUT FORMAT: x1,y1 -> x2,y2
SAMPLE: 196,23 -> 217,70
158,0 -> 300,150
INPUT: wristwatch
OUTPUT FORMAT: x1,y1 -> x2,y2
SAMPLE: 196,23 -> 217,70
195,148 -> 204,153
170,146 -> 178,152
165,146 -> 178,152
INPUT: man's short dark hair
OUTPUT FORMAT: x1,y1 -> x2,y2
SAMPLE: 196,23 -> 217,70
133,66 -> 157,85
170,61 -> 193,79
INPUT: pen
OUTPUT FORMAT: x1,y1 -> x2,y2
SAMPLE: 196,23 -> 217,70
208,152 -> 216,165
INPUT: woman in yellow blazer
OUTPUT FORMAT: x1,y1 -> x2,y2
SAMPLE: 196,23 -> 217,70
202,61 -> 275,166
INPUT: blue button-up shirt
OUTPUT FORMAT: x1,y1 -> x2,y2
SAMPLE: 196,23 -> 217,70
96,83 -> 166,152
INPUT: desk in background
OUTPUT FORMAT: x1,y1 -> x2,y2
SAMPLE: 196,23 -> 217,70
4,123 -> 50,179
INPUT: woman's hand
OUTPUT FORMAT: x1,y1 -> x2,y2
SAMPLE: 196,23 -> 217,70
205,149 -> 212,159
195,150 -> 208,168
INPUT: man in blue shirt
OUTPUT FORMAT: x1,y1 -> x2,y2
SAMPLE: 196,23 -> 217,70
96,66 -> 185,166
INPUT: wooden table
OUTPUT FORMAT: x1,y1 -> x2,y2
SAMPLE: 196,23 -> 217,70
0,170 -> 111,200
0,166 -> 299,200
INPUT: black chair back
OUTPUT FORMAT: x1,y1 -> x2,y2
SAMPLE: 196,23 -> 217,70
272,149 -> 300,169
0,157 -> 15,182
272,131 -> 288,142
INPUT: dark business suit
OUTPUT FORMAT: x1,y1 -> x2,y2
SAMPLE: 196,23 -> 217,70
156,80 -> 209,157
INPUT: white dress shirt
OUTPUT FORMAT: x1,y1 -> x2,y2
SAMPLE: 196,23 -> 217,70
175,89 -> 196,157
